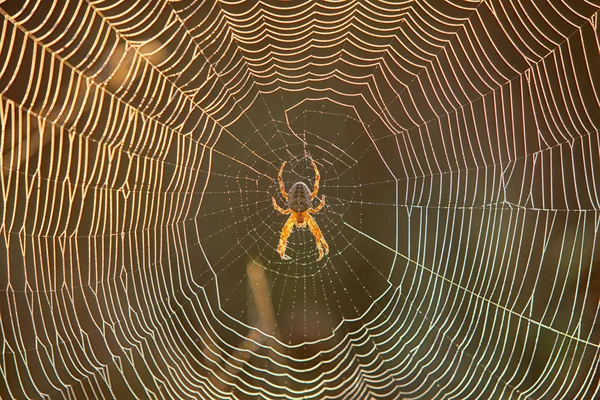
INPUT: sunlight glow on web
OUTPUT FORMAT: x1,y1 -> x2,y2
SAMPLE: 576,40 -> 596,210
1,0 -> 599,399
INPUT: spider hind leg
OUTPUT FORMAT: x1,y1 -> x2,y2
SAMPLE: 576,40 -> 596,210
310,161 -> 320,200
277,162 -> 288,201
309,195 -> 325,214
273,197 -> 292,215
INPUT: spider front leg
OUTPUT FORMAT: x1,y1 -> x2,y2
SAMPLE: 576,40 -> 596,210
306,214 -> 329,261
310,161 -> 320,200
277,214 -> 296,260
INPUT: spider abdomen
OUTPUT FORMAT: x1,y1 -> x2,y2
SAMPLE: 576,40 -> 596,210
287,182 -> 311,212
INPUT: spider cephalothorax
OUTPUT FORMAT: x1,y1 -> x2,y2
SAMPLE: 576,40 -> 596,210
272,161 -> 329,261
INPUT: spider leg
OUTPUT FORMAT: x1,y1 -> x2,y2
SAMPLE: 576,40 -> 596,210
278,161 -> 288,201
310,161 -> 321,200
306,214 -> 329,261
277,213 -> 296,260
308,195 -> 325,213
272,197 -> 292,214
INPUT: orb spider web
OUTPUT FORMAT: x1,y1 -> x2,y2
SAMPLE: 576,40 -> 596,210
0,1 -> 599,399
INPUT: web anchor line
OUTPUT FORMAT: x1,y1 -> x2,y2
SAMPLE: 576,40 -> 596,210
344,222 -> 599,350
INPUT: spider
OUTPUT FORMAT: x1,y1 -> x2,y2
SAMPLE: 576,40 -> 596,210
272,161 -> 329,261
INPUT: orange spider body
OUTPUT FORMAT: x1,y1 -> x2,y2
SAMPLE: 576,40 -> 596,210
272,161 -> 329,261
295,212 -> 306,225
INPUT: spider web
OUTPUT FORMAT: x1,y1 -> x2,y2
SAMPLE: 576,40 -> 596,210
1,0 -> 599,398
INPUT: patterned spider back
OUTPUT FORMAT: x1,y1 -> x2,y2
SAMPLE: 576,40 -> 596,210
287,182 -> 312,212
